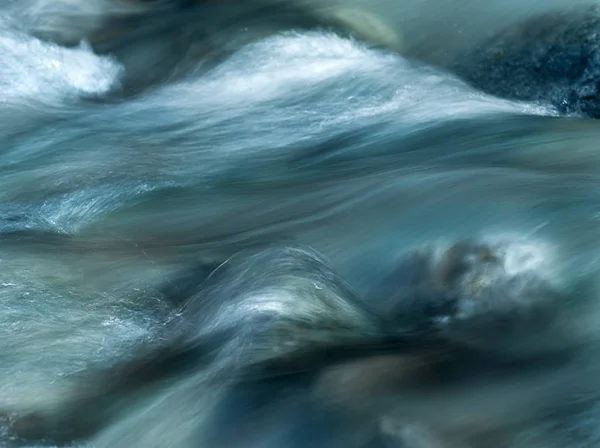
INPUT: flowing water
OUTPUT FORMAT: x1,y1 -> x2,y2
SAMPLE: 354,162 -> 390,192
1,1 -> 600,447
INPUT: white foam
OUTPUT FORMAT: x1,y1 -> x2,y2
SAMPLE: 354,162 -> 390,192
167,31 -> 556,119
0,26 -> 122,105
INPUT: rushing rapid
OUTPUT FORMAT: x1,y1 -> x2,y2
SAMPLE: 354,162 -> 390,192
2,1 -> 600,447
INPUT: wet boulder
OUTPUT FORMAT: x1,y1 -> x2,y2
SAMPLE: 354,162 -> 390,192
449,6 -> 600,118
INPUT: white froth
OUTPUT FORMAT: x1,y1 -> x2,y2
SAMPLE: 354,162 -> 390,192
482,234 -> 556,280
0,28 -> 121,104
198,32 -> 392,103
159,31 -> 556,155
502,242 -> 548,277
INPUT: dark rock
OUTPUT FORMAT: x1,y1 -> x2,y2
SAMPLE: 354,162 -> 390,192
449,6 -> 600,118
